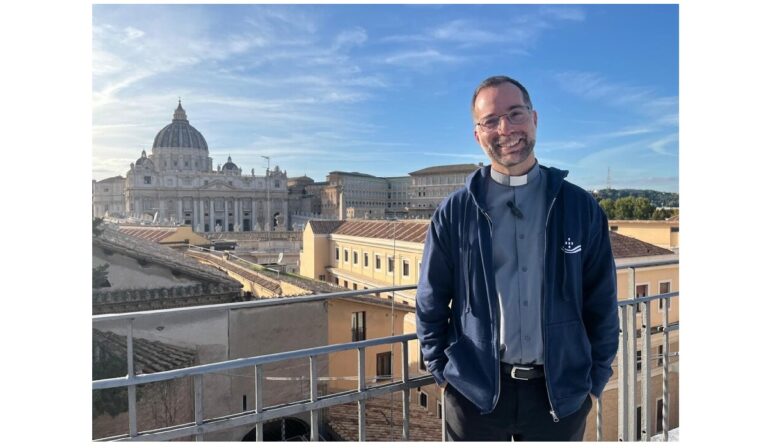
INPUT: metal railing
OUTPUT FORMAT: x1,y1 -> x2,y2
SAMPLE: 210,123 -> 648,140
93,259 -> 679,442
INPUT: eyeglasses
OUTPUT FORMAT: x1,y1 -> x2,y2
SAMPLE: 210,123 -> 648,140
475,106 -> 532,132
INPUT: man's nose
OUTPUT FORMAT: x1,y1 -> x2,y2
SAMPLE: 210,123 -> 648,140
497,116 -> 514,135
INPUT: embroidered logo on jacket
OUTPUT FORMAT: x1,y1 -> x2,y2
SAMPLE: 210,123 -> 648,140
561,237 -> 582,254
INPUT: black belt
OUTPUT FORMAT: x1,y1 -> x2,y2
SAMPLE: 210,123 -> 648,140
501,363 -> 545,380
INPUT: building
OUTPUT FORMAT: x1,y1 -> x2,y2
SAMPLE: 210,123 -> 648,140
385,176 -> 411,219
117,225 -> 211,249
299,220 -> 679,435
93,176 -> 126,218
93,101 -> 289,231
609,217 -> 680,250
407,163 -> 482,218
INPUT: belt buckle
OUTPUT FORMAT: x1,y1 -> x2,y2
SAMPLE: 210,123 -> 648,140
510,365 -> 533,381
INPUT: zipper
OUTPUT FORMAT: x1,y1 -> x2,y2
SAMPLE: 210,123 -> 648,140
542,194 -> 560,422
479,207 -> 503,413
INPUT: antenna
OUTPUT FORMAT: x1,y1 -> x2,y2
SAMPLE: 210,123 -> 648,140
606,167 -> 613,190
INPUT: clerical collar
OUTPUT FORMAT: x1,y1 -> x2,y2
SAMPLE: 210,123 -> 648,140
490,162 -> 540,187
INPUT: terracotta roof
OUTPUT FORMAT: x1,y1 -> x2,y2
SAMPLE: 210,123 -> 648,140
94,225 -> 240,287
409,163 -> 481,176
308,220 -> 344,235
327,395 -> 442,441
609,232 -> 674,258
93,329 -> 196,374
333,220 -> 429,243
119,226 -> 178,243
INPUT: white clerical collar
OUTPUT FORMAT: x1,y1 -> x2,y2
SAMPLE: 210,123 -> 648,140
490,163 -> 540,187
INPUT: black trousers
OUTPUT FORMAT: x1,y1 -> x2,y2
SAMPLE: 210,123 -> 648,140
444,377 -> 592,441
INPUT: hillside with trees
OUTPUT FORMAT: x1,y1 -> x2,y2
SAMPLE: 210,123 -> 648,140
592,189 -> 678,208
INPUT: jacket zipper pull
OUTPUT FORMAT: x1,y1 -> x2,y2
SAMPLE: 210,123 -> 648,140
550,409 -> 560,423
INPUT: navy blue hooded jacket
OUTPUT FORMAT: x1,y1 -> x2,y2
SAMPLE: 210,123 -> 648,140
415,164 -> 619,420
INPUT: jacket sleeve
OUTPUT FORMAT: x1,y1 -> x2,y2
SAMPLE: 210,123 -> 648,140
582,203 -> 619,397
415,210 -> 454,386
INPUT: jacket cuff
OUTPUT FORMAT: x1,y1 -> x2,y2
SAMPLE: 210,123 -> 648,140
427,359 -> 447,385
590,367 -> 612,398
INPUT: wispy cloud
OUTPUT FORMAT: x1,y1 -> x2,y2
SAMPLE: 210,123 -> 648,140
382,49 -> 460,67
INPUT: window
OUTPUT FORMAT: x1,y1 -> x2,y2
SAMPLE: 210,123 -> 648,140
351,311 -> 366,341
437,402 -> 443,418
319,274 -> 326,282
353,251 -> 359,265
419,392 -> 428,408
375,254 -> 382,270
402,259 -> 410,277
657,345 -> 664,367
636,406 -> 642,441
344,249 -> 349,263
376,351 -> 392,381
610,225 -> 619,231
335,247 -> 339,261
636,350 -> 642,371
659,282 -> 671,310
635,284 -> 649,313
364,252 -> 369,267
671,227 -> 679,233
353,283 -> 357,290
387,256 -> 394,274
656,398 -> 664,434
143,176 -> 152,185
344,280 -> 348,288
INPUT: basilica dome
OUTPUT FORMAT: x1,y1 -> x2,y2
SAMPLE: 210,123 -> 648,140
152,101 -> 208,151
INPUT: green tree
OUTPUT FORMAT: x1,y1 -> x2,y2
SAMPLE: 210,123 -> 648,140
599,199 -> 615,219
93,264 -> 110,288
613,197 -> 635,219
632,197 -> 654,220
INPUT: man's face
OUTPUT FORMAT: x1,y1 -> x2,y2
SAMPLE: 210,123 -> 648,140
473,82 -> 538,175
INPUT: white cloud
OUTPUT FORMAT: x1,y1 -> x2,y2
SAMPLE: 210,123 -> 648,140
334,27 -> 367,50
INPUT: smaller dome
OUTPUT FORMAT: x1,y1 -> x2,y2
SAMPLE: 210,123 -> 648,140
135,150 -> 154,169
222,156 -> 238,171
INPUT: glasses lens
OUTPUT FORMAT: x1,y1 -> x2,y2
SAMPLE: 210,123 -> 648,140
479,116 -> 500,130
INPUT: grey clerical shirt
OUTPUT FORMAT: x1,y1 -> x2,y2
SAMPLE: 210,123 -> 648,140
486,162 -> 548,365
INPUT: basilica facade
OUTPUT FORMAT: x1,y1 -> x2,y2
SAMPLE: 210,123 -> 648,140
95,102 -> 289,232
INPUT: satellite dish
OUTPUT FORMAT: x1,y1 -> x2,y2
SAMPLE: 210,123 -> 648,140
277,252 -> 284,264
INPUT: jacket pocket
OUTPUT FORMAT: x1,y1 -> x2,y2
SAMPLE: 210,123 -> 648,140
559,249 -> 583,302
546,320 -> 592,400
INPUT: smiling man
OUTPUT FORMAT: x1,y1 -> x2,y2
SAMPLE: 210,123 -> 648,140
416,76 -> 619,441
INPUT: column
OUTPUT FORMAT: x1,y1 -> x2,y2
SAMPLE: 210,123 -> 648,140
192,200 -> 198,228
199,199 -> 205,231
177,200 -> 183,226
209,198 -> 215,232
224,199 -> 229,231
235,199 -> 240,231
252,199 -> 257,231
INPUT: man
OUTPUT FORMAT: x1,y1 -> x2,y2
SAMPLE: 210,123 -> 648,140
416,76 -> 619,441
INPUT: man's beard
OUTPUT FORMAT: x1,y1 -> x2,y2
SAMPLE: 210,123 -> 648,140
484,133 -> 536,170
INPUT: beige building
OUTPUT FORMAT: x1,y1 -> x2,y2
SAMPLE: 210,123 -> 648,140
299,220 -> 679,438
385,176 -> 411,219
609,216 -> 679,250
93,176 -> 126,218
408,164 -> 482,218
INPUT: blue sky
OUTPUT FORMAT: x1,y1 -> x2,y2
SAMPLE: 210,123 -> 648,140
92,4 -> 678,192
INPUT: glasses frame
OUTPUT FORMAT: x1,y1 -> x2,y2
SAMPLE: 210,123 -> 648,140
475,105 -> 532,133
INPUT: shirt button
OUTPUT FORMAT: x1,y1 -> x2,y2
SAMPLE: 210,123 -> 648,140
524,336 -> 531,342
523,300 -> 529,306
522,266 -> 528,272
519,234 -> 525,239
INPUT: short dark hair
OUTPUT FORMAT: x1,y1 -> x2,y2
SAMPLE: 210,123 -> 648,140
471,76 -> 533,116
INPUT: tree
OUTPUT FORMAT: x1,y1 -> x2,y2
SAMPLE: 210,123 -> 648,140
632,197 -> 654,220
613,197 -> 635,219
599,199 -> 615,219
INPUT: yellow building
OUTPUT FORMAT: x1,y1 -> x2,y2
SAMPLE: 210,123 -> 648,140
609,216 -> 679,250
300,220 -> 679,438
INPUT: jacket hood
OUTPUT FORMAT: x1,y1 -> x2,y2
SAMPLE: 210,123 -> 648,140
465,162 -> 569,211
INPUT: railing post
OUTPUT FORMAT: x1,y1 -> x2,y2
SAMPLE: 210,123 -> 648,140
254,365 -> 264,441
640,301 -> 652,441
596,396 -> 603,441
617,305 -> 629,442
627,303 -> 637,441
310,355 -> 320,441
663,297 -> 670,441
126,318 -> 138,438
357,347 -> 366,441
194,374 -> 204,441
401,341 -> 410,441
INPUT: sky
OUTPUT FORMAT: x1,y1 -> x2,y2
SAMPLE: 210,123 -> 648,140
92,3 -> 678,192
